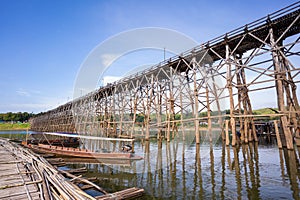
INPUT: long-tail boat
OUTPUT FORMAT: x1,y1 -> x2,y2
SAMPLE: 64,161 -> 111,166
22,132 -> 142,160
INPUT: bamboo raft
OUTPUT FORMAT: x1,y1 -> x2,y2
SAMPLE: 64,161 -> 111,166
0,138 -> 144,199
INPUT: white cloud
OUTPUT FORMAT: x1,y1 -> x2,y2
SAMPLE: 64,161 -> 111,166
16,88 -> 41,97
16,88 -> 30,97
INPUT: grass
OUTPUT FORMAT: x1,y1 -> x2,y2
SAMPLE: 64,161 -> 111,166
253,107 -> 278,115
0,123 -> 30,130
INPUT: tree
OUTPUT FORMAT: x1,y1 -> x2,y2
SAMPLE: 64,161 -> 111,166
0,112 -> 35,122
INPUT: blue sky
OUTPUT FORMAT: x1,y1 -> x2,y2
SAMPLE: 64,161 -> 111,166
0,0 -> 296,113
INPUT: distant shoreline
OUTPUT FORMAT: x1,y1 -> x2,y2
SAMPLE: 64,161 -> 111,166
0,123 -> 30,131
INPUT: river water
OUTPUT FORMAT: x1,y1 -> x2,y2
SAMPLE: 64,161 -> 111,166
1,131 -> 299,199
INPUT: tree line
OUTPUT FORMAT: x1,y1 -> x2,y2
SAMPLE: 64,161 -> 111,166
0,112 -> 35,123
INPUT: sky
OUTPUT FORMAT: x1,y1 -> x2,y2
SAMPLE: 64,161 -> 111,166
0,0 -> 298,113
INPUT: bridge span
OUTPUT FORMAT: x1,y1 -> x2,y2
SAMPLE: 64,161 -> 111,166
31,2 -> 300,150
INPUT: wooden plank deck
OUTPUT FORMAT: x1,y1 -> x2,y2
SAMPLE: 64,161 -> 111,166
0,140 -> 41,200
0,138 -> 144,199
0,138 -> 92,200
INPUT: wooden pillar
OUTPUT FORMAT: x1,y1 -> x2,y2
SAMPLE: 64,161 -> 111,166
206,86 -> 212,142
170,98 -> 176,138
131,140 -> 135,153
252,122 -> 258,142
119,92 -> 125,137
231,118 -> 237,146
244,119 -> 249,144
156,85 -> 162,140
111,91 -> 117,136
131,90 -> 138,138
235,53 -> 258,143
248,124 -> 253,142
193,59 -> 200,144
179,84 -> 185,141
226,44 -> 236,146
270,27 -> 294,150
284,58 -> 300,143
146,76 -> 154,140
165,87 -> 171,142
211,71 -> 224,140
169,68 -> 177,137
274,120 -> 282,149
235,60 -> 245,143
225,120 -> 230,146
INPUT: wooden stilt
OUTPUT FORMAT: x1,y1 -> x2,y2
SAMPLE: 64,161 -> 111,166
231,118 -> 237,146
131,92 -> 138,138
226,44 -> 236,146
165,87 -> 171,142
193,59 -> 200,144
244,119 -> 248,144
270,28 -> 294,150
179,82 -> 185,141
156,85 -> 162,140
206,86 -> 212,142
225,120 -> 230,146
274,120 -> 283,149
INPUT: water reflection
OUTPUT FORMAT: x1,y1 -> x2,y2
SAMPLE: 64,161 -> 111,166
69,140 -> 298,199
283,149 -> 300,199
1,131 -> 299,199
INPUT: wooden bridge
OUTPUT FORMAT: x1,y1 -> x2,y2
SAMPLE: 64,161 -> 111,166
30,2 -> 300,150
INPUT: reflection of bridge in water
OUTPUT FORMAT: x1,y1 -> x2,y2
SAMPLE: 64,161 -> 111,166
31,3 -> 300,150
65,141 -> 300,199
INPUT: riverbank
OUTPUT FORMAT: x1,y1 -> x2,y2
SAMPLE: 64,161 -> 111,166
0,123 -> 30,130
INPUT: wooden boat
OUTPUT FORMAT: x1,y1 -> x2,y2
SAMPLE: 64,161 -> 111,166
56,157 -> 133,166
29,138 -> 80,147
23,142 -> 142,160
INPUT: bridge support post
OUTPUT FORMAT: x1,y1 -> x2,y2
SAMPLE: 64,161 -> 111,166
225,120 -> 230,146
206,86 -> 212,142
234,53 -> 257,143
131,89 -> 138,139
226,44 -> 237,146
210,68 -> 225,141
270,27 -> 294,150
156,85 -> 163,140
179,80 -> 185,141
274,120 -> 283,148
193,59 -> 200,144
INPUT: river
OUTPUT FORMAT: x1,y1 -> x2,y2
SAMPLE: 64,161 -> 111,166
1,130 -> 299,199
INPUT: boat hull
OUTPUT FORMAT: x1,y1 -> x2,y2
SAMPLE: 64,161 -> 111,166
25,143 -> 142,160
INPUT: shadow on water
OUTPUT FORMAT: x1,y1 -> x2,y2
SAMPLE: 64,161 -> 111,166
1,131 -> 300,199
69,140 -> 299,199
